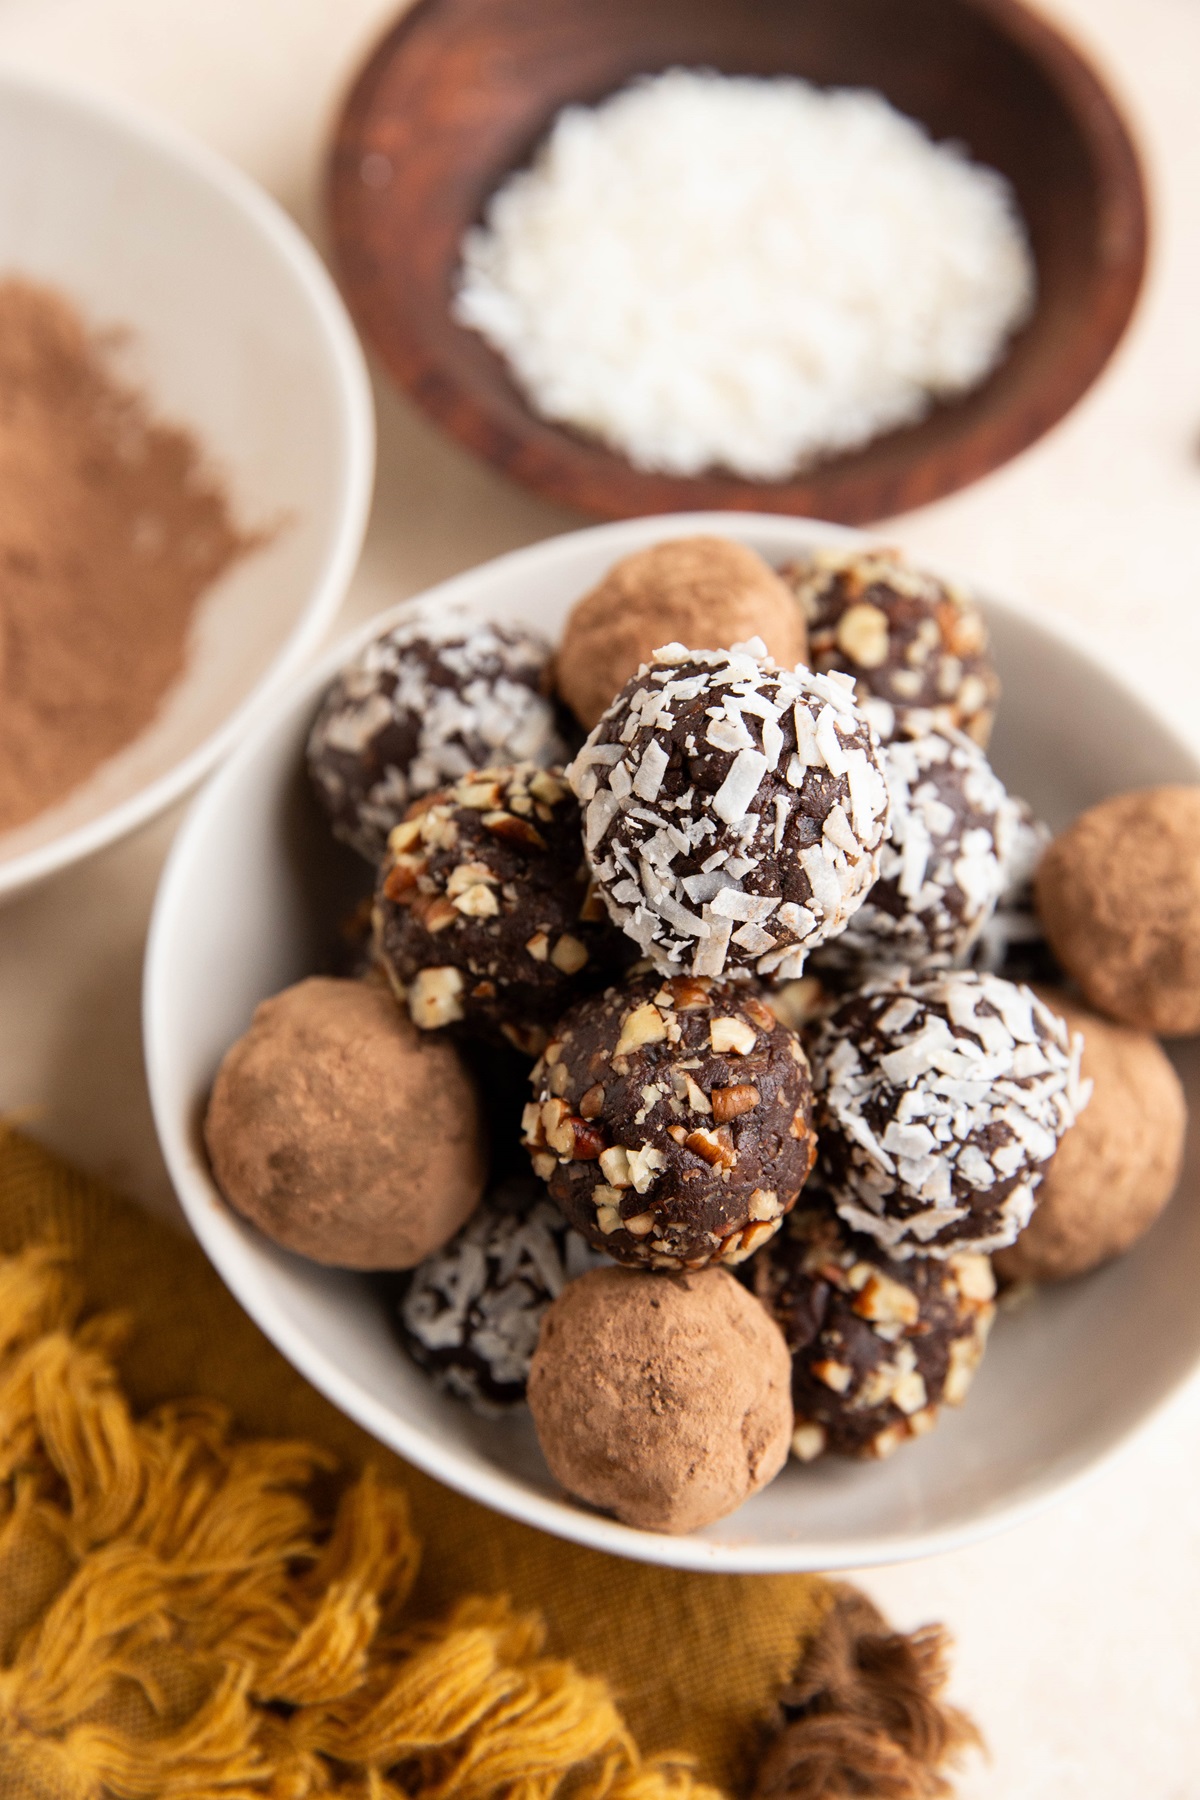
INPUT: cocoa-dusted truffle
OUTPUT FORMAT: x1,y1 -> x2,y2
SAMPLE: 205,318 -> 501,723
528,1265 -> 792,1533
816,724 -> 1018,976
1034,786 -> 1200,1036
784,546 -> 999,747
205,977 -> 485,1269
556,536 -> 807,731
571,642 -> 891,983
753,1204 -> 996,1461
373,765 -> 628,1054
994,989 -> 1187,1284
523,972 -> 818,1268
307,611 -> 568,862
388,1177 -> 604,1414
809,971 -> 1089,1256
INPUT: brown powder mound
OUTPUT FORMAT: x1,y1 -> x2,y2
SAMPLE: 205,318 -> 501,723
0,277 -> 258,834
555,536 -> 808,730
205,977 -> 487,1270
994,987 -> 1187,1284
528,1264 -> 793,1534
1033,786 -> 1200,1036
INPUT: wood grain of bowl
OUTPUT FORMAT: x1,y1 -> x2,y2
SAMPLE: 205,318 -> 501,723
328,0 -> 1147,523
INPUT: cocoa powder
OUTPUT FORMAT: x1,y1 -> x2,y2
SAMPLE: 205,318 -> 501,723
0,277 -> 257,834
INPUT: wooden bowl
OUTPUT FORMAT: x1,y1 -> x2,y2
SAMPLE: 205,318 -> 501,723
328,0 -> 1146,523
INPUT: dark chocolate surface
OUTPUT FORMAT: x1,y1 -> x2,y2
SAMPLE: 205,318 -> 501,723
815,723 -> 1017,975
784,547 -> 999,747
374,764 -> 630,1053
571,644 -> 890,982
753,1201 -> 995,1459
523,971 -> 817,1268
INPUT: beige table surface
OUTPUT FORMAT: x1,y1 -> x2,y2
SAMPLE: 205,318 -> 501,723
2,0 -> 1199,1789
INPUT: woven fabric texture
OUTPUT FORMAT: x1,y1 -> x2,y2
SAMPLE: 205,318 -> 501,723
0,1125 -> 838,1794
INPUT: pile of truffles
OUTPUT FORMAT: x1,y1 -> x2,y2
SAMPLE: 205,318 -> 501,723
205,535 -> 1195,1537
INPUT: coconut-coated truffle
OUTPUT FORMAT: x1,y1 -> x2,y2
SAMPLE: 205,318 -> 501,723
205,977 -> 485,1269
809,971 -> 1089,1256
373,765 -> 629,1054
528,1265 -> 793,1533
387,1177 -> 604,1415
753,1203 -> 996,1461
815,723 -> 1019,977
971,798 -> 1055,981
307,611 -> 568,863
1034,786 -> 1200,1036
556,536 -> 807,731
784,545 -> 999,747
994,989 -> 1187,1283
571,642 -> 891,982
522,972 -> 818,1269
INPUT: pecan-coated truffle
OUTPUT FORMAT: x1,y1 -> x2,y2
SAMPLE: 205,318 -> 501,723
571,642 -> 890,983
528,1265 -> 793,1534
307,611 -> 567,862
556,535 -> 807,731
809,971 -> 1089,1256
784,545 -> 999,747
753,1203 -> 996,1461
373,765 -> 628,1055
1034,786 -> 1200,1036
523,972 -> 817,1268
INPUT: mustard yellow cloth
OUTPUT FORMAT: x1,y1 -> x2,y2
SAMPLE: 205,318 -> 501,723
0,1125 -> 976,1797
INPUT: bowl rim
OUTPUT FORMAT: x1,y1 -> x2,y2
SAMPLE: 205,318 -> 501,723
145,512 -> 1200,1572
326,0 -> 1148,524
0,64 -> 376,903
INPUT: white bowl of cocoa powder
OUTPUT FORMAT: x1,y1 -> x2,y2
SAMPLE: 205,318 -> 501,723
0,70 -> 373,900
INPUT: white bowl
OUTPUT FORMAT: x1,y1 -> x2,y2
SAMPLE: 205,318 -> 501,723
0,70 -> 374,900
145,513 -> 1200,1572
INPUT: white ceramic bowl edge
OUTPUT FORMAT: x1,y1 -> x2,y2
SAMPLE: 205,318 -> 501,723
145,514 -> 1200,1572
0,67 -> 375,900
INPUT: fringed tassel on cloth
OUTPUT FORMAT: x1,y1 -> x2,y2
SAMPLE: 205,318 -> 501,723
752,1589 -> 983,1799
0,1241 -> 719,1800
0,1138 -> 980,1800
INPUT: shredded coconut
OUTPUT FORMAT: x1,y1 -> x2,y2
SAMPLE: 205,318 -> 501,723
569,642 -> 890,981
810,971 -> 1090,1258
454,69 -> 1036,480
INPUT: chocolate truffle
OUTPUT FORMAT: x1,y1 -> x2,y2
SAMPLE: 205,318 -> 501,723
307,611 -> 568,862
994,989 -> 1187,1283
809,971 -> 1089,1256
205,977 -> 485,1269
784,546 -> 999,747
373,765 -> 627,1054
971,798 -> 1055,981
528,1265 -> 792,1533
571,642 -> 891,982
753,1203 -> 996,1460
389,1178 -> 605,1414
556,536 -> 807,731
522,972 -> 817,1269
816,724 -> 1018,976
1034,786 -> 1200,1036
